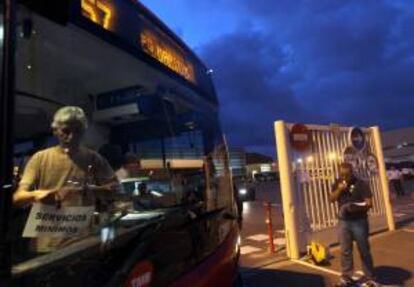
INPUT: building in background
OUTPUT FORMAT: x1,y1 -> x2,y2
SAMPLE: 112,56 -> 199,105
382,127 -> 414,163
382,127 -> 414,179
245,152 -> 278,181
228,148 -> 247,177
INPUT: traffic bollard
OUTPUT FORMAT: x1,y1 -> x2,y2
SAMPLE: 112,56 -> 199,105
264,201 -> 275,253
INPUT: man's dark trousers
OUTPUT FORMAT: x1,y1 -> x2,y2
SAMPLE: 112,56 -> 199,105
339,218 -> 375,279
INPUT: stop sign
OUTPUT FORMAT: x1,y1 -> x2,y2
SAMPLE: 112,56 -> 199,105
290,124 -> 312,152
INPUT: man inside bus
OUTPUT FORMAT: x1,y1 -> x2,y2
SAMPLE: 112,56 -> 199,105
13,106 -> 119,253
116,152 -> 142,180
330,162 -> 378,287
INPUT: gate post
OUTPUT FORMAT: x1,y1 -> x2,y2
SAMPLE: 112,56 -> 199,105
275,121 -> 301,259
371,126 -> 395,231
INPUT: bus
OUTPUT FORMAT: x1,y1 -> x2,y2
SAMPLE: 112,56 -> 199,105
0,1 -> 241,286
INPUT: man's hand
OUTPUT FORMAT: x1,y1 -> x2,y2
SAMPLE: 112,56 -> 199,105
329,180 -> 348,202
32,189 -> 58,202
337,181 -> 348,192
90,181 -> 121,194
365,197 -> 373,209
102,181 -> 121,193
58,186 -> 83,199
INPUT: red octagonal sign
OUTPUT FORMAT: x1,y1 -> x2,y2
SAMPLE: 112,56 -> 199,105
290,124 -> 311,152
124,261 -> 153,287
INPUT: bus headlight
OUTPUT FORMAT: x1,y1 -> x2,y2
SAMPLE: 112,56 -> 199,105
239,188 -> 247,195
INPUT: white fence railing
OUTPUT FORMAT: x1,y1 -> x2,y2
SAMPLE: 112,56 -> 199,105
275,121 -> 395,259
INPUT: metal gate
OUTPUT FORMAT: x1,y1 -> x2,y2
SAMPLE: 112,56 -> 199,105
274,121 -> 395,259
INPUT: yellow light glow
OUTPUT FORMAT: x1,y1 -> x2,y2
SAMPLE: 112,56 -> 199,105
329,153 -> 337,160
81,0 -> 113,30
307,156 -> 314,163
81,0 -> 98,24
96,1 -> 112,29
140,29 -> 196,83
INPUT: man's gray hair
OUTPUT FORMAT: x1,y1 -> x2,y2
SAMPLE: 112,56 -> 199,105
51,106 -> 88,131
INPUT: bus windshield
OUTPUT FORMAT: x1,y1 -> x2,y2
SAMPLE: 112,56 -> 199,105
3,2 -> 237,286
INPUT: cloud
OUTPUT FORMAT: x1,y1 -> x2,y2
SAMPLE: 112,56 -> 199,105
193,0 -> 414,155
199,27 -> 324,151
142,0 -> 414,155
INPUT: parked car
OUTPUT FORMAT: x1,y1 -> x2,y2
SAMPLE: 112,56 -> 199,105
401,168 -> 414,180
386,161 -> 414,180
253,171 -> 279,182
233,177 -> 256,201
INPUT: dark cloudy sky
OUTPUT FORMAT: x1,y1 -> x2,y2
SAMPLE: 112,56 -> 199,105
141,0 -> 414,156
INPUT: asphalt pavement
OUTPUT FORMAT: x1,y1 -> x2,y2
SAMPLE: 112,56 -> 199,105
239,180 -> 414,287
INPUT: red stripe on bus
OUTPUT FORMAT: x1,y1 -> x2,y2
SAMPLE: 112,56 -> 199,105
171,226 -> 240,287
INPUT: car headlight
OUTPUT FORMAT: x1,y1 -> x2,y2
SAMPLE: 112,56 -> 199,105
239,188 -> 247,195
150,190 -> 163,197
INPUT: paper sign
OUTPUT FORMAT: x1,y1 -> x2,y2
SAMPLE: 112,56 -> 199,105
352,202 -> 367,207
23,203 -> 95,238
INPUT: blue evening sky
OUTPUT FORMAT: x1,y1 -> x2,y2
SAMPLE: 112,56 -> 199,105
140,0 -> 414,156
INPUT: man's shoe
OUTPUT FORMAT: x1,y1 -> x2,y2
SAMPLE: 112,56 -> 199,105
335,276 -> 357,287
351,270 -> 364,282
359,278 -> 381,287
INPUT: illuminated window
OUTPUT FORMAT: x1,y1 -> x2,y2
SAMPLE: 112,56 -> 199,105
140,30 -> 196,83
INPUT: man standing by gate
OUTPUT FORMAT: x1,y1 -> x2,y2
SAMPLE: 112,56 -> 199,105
330,162 -> 379,287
